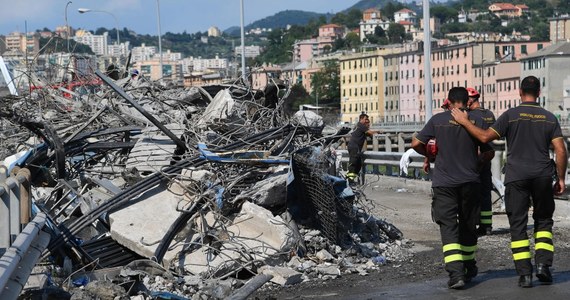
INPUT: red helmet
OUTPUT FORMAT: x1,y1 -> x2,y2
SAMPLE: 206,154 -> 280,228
426,138 -> 438,159
467,87 -> 480,98
441,99 -> 451,110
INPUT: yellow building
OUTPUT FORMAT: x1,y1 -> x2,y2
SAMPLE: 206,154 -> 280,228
340,51 -> 382,124
4,32 -> 40,54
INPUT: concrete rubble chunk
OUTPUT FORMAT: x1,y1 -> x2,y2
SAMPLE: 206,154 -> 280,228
109,186 -> 185,265
225,202 -> 298,261
197,89 -> 235,128
260,265 -> 303,286
234,165 -> 288,208
293,110 -> 324,127
316,265 -> 341,277
315,249 -> 335,262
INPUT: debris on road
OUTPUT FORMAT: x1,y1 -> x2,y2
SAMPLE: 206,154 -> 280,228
1,70 -> 412,299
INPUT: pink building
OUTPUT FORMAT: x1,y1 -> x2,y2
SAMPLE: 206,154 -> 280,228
250,65 -> 281,90
494,41 -> 549,61
398,52 -> 420,122
416,44 -> 477,122
294,39 -> 317,63
319,24 -> 345,39
495,61 -> 521,115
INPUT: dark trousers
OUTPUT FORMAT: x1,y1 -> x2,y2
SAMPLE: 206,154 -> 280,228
347,147 -> 362,175
479,167 -> 493,227
432,183 -> 481,279
505,177 -> 555,276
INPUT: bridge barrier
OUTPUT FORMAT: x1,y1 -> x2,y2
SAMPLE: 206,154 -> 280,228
1,167 -> 32,252
0,213 -> 50,300
0,167 -> 50,300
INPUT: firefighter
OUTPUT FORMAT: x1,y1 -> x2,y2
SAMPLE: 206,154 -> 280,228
423,99 -> 452,174
412,87 -> 494,289
466,87 -> 497,236
346,113 -> 380,184
451,76 -> 567,288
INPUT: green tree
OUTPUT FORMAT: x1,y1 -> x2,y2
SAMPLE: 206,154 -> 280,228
431,5 -> 458,24
310,60 -> 340,104
387,23 -> 406,43
39,37 -> 94,55
381,2 -> 407,21
285,83 -> 311,114
344,32 -> 362,50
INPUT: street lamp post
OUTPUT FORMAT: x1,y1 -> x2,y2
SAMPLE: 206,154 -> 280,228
78,8 -> 120,46
65,1 -> 72,53
240,0 -> 247,85
156,0 -> 163,79
480,60 -> 499,109
479,59 -> 484,109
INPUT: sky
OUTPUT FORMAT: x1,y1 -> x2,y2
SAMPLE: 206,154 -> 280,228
0,0 -> 354,36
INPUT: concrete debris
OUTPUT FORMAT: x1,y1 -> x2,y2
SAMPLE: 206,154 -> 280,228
259,265 -> 303,286
0,70 -> 413,299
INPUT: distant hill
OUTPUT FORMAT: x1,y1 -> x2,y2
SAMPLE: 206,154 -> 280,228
224,10 -> 328,35
344,0 -> 391,11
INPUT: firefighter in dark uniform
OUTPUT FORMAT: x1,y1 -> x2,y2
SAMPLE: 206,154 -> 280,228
466,87 -> 497,236
412,87 -> 494,289
452,76 -> 567,288
347,113 -> 380,183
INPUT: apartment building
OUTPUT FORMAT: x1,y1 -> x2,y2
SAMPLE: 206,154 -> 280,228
131,43 -> 157,62
398,50 -> 421,122
74,30 -> 109,56
339,50 -> 384,124
549,15 -> 570,44
520,42 -> 570,117
133,59 -> 183,82
4,32 -> 40,54
495,61 -> 521,115
384,53 -> 402,123
183,56 -> 228,73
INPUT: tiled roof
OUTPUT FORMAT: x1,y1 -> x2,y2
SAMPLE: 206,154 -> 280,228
320,24 -> 342,29
396,8 -> 415,14
490,3 -> 517,10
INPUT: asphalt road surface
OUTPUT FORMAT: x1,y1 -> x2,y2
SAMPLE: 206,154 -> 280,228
253,177 -> 570,300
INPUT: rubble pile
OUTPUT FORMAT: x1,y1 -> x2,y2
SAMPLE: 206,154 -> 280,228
1,71 -> 413,300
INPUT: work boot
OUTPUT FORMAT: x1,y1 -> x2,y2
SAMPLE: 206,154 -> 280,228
464,265 -> 478,283
447,276 -> 465,289
346,173 -> 358,186
477,225 -> 492,236
518,275 -> 533,288
536,264 -> 553,284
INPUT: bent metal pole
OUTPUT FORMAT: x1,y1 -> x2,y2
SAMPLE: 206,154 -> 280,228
95,70 -> 188,152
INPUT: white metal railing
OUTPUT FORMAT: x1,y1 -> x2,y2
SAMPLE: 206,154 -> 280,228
0,168 -> 32,251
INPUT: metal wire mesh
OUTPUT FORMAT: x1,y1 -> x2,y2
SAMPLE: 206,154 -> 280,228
291,147 -> 353,244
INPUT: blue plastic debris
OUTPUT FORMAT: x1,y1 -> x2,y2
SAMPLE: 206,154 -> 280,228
72,275 -> 89,287
150,291 -> 189,300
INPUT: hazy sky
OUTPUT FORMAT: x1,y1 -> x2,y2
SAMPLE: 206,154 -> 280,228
0,0 -> 354,35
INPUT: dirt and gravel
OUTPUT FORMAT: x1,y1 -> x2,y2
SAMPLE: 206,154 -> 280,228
251,182 -> 570,299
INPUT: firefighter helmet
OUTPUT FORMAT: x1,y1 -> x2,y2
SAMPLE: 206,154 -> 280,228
426,138 -> 438,159
467,87 -> 480,98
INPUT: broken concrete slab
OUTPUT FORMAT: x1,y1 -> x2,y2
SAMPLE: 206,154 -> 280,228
292,110 -> 324,128
197,89 -> 235,128
225,202 -> 298,261
259,265 -> 303,286
109,183 -> 185,265
234,165 -> 288,209
181,244 -> 242,277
